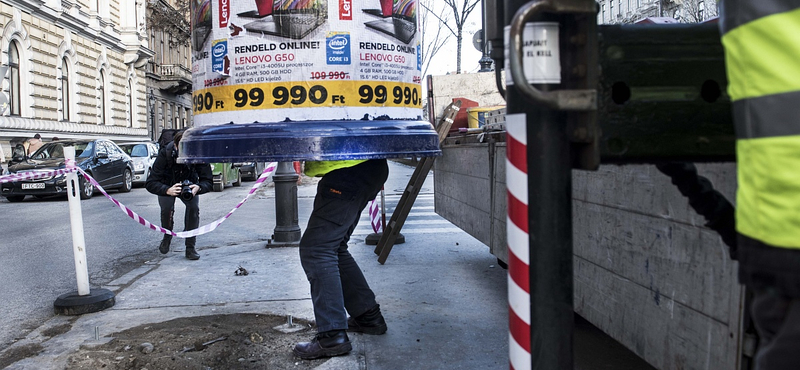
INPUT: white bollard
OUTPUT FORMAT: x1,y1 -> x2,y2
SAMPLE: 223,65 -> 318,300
64,146 -> 90,296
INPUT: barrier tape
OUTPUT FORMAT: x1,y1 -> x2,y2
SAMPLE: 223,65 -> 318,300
0,166 -> 76,183
369,197 -> 381,233
0,161 -> 278,239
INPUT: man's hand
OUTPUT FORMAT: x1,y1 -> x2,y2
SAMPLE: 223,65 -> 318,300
166,183 -> 182,197
190,184 -> 200,195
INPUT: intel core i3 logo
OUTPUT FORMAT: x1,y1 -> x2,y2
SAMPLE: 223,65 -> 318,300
326,32 -> 350,65
212,39 -> 227,73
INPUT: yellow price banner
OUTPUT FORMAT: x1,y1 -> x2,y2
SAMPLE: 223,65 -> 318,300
193,80 -> 423,114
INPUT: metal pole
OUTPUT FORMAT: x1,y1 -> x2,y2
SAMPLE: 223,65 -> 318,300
272,161 -> 301,244
505,1 -> 573,369
479,0 -> 494,72
380,187 -> 386,231
64,146 -> 90,296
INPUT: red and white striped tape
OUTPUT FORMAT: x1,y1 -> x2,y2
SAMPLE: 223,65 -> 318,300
368,197 -> 381,233
0,162 -> 278,239
506,113 -> 530,370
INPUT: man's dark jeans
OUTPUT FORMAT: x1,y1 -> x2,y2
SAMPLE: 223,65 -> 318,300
299,159 -> 389,333
751,289 -> 800,370
158,194 -> 200,248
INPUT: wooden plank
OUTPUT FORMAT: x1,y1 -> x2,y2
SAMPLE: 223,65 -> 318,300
434,191 -> 491,246
575,257 -> 742,370
434,141 -> 495,252
490,144 -> 508,262
572,164 -> 736,226
437,144 -> 493,179
573,201 -> 737,321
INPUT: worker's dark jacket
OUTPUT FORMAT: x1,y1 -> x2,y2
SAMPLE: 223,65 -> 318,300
145,142 -> 213,196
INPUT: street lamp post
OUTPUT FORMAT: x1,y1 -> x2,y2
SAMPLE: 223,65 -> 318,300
148,90 -> 156,141
479,0 -> 495,72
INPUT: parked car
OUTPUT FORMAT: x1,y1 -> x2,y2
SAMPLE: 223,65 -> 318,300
233,162 -> 267,181
117,141 -> 158,186
211,162 -> 241,192
1,139 -> 134,202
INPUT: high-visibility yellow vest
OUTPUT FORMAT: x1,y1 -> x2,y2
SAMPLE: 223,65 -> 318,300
304,160 -> 366,177
720,2 -> 800,249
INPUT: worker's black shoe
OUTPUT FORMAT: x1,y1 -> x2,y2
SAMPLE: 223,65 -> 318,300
347,304 -> 387,335
158,236 -> 171,254
185,247 -> 200,260
293,330 -> 352,360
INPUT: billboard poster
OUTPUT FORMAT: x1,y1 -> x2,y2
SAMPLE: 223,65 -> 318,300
191,0 -> 423,126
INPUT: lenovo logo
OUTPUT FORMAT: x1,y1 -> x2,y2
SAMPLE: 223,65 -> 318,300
218,0 -> 229,27
339,0 -> 352,20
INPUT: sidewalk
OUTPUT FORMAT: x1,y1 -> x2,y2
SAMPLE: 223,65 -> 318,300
3,161 -> 510,369
3,160 -> 656,370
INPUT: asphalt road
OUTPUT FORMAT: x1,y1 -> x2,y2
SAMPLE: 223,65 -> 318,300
0,178 -> 289,352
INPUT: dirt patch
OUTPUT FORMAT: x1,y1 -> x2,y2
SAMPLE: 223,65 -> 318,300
0,343 -> 44,369
66,314 -> 332,370
42,323 -> 73,338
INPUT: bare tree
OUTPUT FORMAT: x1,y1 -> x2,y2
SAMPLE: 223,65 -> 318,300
148,0 -> 191,46
422,0 -> 480,74
420,0 -> 452,77
678,0 -> 718,23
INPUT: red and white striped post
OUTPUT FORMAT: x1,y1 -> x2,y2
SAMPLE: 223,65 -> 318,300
504,3 -> 575,368
506,113 -> 530,370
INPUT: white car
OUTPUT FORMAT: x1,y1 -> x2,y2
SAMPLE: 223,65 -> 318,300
117,141 -> 158,186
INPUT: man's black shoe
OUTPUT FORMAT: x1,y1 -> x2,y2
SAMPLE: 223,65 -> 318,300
158,237 -> 171,254
347,304 -> 387,335
185,247 -> 200,260
293,330 -> 352,360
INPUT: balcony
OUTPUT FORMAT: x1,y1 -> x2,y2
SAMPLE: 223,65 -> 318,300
161,64 -> 191,81
149,62 -> 192,94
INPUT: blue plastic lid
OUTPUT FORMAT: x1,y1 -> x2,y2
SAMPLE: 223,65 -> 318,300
178,119 -> 441,163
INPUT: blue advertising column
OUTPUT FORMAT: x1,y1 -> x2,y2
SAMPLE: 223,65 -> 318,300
180,0 -> 439,163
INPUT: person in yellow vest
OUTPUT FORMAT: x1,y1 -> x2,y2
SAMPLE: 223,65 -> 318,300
720,1 -> 800,368
293,159 -> 389,359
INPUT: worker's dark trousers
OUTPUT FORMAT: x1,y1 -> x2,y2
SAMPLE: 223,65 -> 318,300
752,290 -> 800,370
299,159 -> 388,333
737,235 -> 800,370
158,195 -> 200,248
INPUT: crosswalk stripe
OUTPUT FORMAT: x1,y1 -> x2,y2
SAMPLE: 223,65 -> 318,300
360,211 -> 440,220
351,227 -> 463,235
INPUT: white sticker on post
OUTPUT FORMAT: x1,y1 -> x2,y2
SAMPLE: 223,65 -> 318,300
504,22 -> 561,85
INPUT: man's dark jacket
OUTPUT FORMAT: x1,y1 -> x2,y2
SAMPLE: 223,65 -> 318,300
145,142 -> 213,196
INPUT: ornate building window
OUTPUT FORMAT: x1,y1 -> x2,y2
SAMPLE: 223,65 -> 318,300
128,78 -> 134,127
9,41 -> 20,116
60,57 -> 70,121
698,1 -> 705,20
99,71 -> 107,124
602,3 -> 607,23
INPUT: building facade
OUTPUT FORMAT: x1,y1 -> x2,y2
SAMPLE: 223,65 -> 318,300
0,0 -> 154,164
0,0 -> 193,169
597,0 -> 718,25
145,0 -> 191,143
